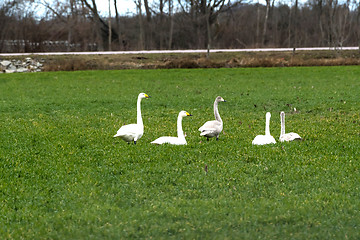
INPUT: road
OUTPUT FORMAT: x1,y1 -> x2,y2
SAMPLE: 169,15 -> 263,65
0,47 -> 358,57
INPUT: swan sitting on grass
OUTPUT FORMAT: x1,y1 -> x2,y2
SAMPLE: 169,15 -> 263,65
252,112 -> 276,145
151,111 -> 192,145
113,92 -> 150,144
198,96 -> 226,141
279,111 -> 302,142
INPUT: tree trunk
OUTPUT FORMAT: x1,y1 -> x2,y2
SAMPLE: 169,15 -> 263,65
135,0 -> 145,50
159,0 -> 164,49
358,1 -> 360,51
262,0 -> 270,46
317,0 -> 325,46
294,0 -> 298,49
288,0 -> 292,48
114,0 -> 124,50
143,0 -> 152,49
206,9 -> 211,58
168,0 -> 174,49
108,0 -> 112,51
256,0 -> 261,47
67,0 -> 76,52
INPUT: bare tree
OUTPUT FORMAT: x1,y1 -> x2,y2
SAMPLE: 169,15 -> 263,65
81,0 -> 105,50
143,0 -> 154,48
108,0 -> 112,51
357,0 -> 360,50
38,0 -> 72,51
325,0 -> 337,47
113,0 -> 122,49
262,0 -> 270,46
168,0 -> 174,49
333,0 -> 352,48
316,0 -> 326,46
80,0 -> 118,50
134,0 -> 145,49
293,0 -> 298,49
178,0 -> 232,53
256,0 -> 261,47
0,1 -> 17,52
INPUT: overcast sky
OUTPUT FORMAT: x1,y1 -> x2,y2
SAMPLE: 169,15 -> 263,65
96,0 -> 310,16
0,0 -> 322,18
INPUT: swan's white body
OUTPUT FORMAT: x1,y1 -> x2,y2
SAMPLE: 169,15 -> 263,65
113,93 -> 150,144
252,112 -> 276,145
199,96 -> 226,141
279,111 -> 302,142
151,111 -> 192,145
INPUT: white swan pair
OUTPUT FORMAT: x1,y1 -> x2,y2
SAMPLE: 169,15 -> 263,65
252,111 -> 301,145
113,92 -> 192,145
151,95 -> 226,145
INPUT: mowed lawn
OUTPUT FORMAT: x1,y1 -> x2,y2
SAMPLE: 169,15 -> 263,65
0,66 -> 359,239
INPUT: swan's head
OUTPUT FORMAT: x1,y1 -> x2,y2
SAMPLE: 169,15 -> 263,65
280,111 -> 285,117
216,96 -> 226,102
266,112 -> 271,118
139,93 -> 150,99
179,111 -> 192,117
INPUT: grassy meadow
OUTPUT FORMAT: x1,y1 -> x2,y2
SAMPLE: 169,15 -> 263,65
0,66 -> 359,239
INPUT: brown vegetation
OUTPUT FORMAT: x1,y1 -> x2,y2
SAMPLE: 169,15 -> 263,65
2,50 -> 360,72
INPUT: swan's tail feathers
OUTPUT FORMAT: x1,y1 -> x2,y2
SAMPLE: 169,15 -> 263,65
113,132 -> 122,138
280,132 -> 302,142
114,125 -> 126,138
114,130 -> 127,138
113,131 -> 123,137
151,137 -> 166,144
293,135 -> 302,141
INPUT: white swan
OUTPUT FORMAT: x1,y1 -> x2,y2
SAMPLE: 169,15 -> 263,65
279,111 -> 302,142
151,111 -> 192,145
113,92 -> 150,144
252,112 -> 276,145
198,96 -> 226,141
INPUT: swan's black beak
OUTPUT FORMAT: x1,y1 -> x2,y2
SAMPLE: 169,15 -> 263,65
223,100 -> 227,102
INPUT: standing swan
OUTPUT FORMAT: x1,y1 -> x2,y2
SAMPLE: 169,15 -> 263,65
151,111 -> 192,145
198,96 -> 226,141
252,112 -> 276,145
279,111 -> 302,142
113,93 -> 150,144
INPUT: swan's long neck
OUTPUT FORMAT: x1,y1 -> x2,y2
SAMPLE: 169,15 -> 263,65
265,114 -> 271,136
136,96 -> 143,128
214,100 -> 222,123
177,114 -> 185,139
280,113 -> 285,136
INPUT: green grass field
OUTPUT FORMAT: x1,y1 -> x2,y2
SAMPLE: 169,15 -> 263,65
1,66 -> 359,239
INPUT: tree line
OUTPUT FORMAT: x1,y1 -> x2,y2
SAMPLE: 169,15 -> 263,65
0,0 -> 359,53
